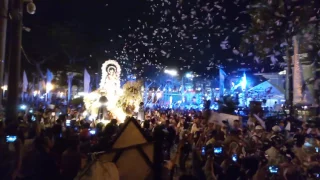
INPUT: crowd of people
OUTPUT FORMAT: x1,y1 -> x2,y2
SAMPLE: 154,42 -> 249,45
0,105 -> 319,180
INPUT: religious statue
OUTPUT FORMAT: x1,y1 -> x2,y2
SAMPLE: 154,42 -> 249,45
83,60 -> 143,123
100,60 -> 121,100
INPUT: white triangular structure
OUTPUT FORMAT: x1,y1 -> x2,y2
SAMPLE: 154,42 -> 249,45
22,71 -> 28,92
112,120 -> 148,149
84,69 -> 91,93
247,81 -> 284,107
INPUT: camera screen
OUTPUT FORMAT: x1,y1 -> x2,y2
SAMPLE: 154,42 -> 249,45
6,136 -> 17,143
201,146 -> 205,155
90,130 -> 96,135
66,120 -> 71,127
232,154 -> 237,162
268,166 -> 278,174
214,147 -> 222,154
315,147 -> 319,153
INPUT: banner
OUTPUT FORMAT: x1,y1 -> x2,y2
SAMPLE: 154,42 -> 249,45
209,112 -> 242,128
84,69 -> 91,93
22,71 -> 28,92
219,68 -> 227,98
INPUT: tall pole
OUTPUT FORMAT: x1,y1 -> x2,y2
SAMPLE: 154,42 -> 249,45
6,0 -> 23,123
0,0 -> 8,109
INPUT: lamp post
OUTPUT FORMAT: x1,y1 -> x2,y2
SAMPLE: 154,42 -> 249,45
0,0 -> 8,109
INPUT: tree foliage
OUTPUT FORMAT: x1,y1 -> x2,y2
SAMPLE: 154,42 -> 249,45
48,23 -> 93,65
241,0 -> 319,58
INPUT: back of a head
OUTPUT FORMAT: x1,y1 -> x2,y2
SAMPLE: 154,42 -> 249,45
111,119 -> 117,124
225,164 -> 240,179
67,136 -> 80,151
5,123 -> 18,135
34,136 -> 47,151
284,167 -> 302,180
294,134 -> 305,147
179,175 -> 198,180
230,129 -> 240,137
143,120 -> 150,129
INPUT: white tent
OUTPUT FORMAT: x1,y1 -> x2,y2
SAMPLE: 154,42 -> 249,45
247,81 -> 285,107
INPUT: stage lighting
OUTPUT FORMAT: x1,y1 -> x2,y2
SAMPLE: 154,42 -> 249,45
164,69 -> 178,76
156,92 -> 162,99
185,73 -> 193,78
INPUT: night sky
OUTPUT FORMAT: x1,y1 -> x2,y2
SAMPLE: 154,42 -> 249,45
20,0 -> 282,80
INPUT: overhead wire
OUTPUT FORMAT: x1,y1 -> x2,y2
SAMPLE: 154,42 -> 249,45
21,46 -> 35,65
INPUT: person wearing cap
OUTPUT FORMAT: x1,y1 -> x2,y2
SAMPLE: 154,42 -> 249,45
269,125 -> 281,137
251,125 -> 264,146
265,134 -> 286,165
191,117 -> 201,143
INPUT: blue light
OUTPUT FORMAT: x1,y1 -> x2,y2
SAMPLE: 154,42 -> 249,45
185,73 -> 193,78
240,72 -> 247,90
20,105 -> 27,110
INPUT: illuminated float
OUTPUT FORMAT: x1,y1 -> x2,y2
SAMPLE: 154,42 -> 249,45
83,60 -> 142,123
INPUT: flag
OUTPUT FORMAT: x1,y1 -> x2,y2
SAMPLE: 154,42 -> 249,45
84,69 -> 91,93
22,71 -> 28,92
219,68 -> 227,98
46,69 -> 54,93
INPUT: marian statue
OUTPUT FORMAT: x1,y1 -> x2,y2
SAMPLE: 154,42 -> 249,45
98,60 -> 122,110
100,60 -> 121,96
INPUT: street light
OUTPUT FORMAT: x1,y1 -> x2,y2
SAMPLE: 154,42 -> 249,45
164,69 -> 178,76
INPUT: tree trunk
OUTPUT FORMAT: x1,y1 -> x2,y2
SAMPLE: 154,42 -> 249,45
6,0 -> 23,124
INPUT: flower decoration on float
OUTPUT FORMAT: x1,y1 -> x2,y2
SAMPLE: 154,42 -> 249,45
117,80 -> 143,115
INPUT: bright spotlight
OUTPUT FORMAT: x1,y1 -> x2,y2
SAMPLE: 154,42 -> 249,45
164,69 -> 178,76
156,92 -> 162,99
46,83 -> 53,91
185,73 -> 193,78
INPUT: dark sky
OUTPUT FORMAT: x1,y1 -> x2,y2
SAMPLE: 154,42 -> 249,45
21,0 -> 282,80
